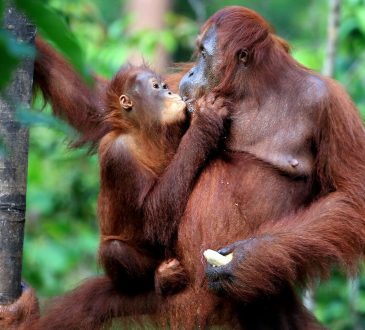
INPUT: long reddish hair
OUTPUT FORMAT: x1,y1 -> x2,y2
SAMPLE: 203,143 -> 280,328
202,6 -> 293,97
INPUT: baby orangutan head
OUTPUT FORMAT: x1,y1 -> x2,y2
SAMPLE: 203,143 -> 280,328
106,65 -> 188,132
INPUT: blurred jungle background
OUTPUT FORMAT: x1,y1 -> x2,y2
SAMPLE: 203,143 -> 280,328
1,0 -> 365,329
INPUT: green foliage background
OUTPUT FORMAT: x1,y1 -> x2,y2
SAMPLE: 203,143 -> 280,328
1,0 -> 365,328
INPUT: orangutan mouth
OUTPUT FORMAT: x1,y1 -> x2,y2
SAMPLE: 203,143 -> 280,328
182,96 -> 196,113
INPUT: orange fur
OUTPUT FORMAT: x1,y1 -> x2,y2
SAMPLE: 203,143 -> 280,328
5,58 -> 228,328
6,7 -> 365,329
162,7 -> 365,329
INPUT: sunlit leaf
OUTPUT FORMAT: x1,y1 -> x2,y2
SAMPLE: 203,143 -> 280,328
160,30 -> 177,52
355,7 -> 365,34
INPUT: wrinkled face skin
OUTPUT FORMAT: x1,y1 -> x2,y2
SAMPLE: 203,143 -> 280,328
128,71 -> 187,126
179,26 -> 220,112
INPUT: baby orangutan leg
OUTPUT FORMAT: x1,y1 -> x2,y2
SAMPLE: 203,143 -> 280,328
0,284 -> 39,330
155,259 -> 189,296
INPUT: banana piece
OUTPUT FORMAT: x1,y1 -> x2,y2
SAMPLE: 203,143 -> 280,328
203,249 -> 233,267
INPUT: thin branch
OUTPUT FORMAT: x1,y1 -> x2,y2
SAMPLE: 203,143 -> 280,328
322,0 -> 341,77
187,0 -> 206,23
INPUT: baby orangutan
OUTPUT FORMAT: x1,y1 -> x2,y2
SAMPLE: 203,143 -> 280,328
98,65 -> 229,296
0,65 -> 228,330
98,67 -> 227,293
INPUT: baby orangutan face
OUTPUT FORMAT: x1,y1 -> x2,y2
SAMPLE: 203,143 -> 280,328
119,70 -> 187,128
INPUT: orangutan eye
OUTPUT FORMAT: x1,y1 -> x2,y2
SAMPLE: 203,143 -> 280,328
152,82 -> 159,89
201,49 -> 207,59
162,83 -> 168,89
199,45 -> 207,59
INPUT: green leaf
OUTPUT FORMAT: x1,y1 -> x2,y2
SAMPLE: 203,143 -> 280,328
0,29 -> 34,89
160,30 -> 177,52
0,34 -> 19,88
356,7 -> 365,34
16,105 -> 72,134
15,0 -> 91,82
0,0 -> 4,23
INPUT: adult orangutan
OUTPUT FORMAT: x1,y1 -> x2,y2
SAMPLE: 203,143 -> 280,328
2,5 -> 365,330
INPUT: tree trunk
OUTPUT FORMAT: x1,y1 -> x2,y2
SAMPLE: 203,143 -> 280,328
0,5 -> 35,304
126,0 -> 171,73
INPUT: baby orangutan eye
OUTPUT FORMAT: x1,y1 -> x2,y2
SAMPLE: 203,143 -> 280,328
153,82 -> 159,89
162,83 -> 168,89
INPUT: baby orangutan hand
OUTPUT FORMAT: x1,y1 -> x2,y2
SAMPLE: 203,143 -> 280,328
0,284 -> 39,330
155,259 -> 189,296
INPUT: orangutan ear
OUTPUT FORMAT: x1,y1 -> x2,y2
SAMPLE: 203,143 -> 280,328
119,95 -> 133,111
238,49 -> 249,66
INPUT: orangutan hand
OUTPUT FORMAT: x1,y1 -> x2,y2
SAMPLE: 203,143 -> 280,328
205,238 -> 259,298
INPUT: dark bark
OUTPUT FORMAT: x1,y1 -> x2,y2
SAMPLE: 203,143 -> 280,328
0,5 -> 35,304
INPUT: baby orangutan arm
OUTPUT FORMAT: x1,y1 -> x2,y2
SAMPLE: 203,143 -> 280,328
142,96 -> 229,247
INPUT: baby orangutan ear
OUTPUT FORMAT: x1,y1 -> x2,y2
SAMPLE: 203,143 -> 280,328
119,95 -> 133,112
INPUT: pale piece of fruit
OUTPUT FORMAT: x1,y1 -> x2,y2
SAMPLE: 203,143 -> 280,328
203,249 -> 233,267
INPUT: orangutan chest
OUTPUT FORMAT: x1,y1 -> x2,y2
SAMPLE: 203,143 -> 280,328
226,102 -> 316,177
